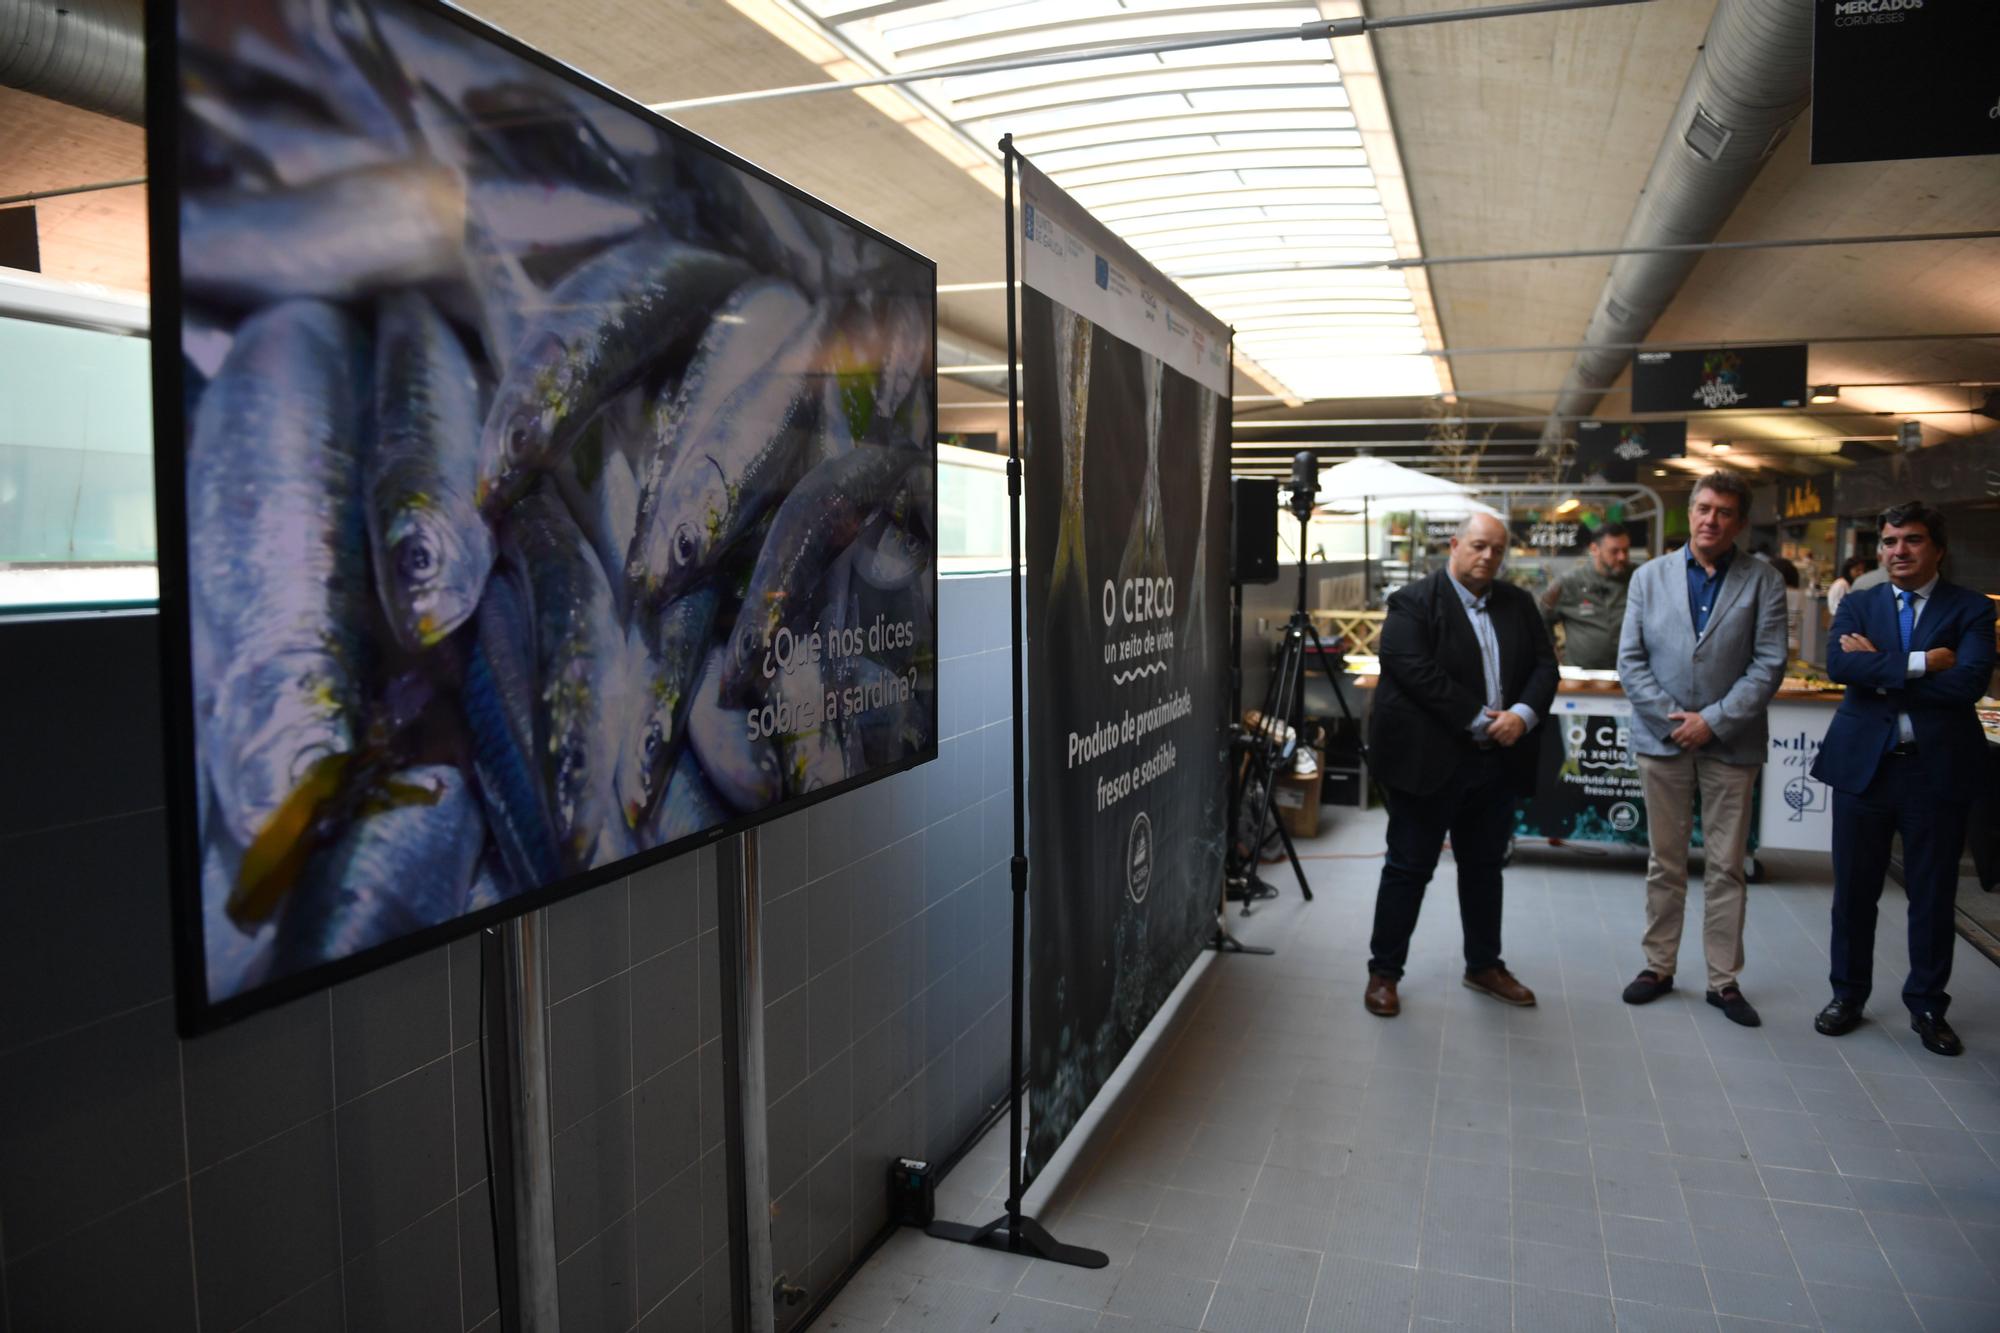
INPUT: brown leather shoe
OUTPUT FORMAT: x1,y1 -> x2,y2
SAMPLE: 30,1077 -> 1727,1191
1365,974 -> 1400,1017
1464,966 -> 1536,1007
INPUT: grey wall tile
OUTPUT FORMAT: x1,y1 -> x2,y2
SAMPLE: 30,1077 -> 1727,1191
191,1113 -> 341,1332
552,1092 -> 636,1262
923,806 -> 983,903
238,1272 -> 344,1333
762,823 -> 810,902
809,1048 -> 854,1165
764,885 -> 811,1001
454,1043 -> 489,1194
810,959 -> 853,1073
635,1052 -> 701,1197
3,1185 -> 196,1333
769,1084 -> 811,1201
699,1038 -> 727,1155
183,993 -> 333,1172
635,1159 -> 703,1314
0,811 -> 175,1052
925,734 -> 981,824
772,1179 -> 809,1307
806,867 -> 852,978
549,973 -> 633,1133
631,939 -> 699,1083
767,985 -> 811,1101
556,1210 -> 638,1333
546,879 -> 630,1004
631,853 -> 700,963
0,1001 -> 184,1258
460,1183 -> 500,1331
343,1201 -> 460,1333
449,934 -> 483,1049
332,945 -> 451,1100
337,1057 -> 457,1254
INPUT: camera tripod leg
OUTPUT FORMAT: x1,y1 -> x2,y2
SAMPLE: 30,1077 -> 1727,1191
1269,811 -> 1313,902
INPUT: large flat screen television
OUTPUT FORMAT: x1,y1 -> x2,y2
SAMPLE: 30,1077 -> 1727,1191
148,0 -> 937,1032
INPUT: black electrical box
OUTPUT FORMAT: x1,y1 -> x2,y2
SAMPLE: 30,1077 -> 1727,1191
890,1157 -> 935,1227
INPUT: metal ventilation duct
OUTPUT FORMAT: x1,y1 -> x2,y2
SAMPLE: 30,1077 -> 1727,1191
0,0 -> 144,125
1539,0 -> 1814,449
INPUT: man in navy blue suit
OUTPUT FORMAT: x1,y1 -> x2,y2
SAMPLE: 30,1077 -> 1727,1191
1811,502 -> 1996,1056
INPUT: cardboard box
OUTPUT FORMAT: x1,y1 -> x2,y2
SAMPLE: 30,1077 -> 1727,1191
1270,749 -> 1324,838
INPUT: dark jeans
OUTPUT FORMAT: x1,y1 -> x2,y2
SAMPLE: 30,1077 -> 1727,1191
1830,752 -> 1969,1016
1368,750 -> 1511,980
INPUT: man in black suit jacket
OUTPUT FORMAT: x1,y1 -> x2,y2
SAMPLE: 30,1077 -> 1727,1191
1811,502 -> 1997,1056
1365,512 -> 1559,1017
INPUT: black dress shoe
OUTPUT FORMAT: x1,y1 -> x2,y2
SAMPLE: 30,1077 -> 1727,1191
1706,986 -> 1762,1027
1622,970 -> 1673,1005
1814,999 -> 1864,1036
1911,1011 -> 1964,1057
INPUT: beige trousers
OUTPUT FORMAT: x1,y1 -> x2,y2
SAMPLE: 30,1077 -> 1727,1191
1636,750 -> 1759,991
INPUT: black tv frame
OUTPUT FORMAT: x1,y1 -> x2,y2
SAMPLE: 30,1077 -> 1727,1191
146,0 -> 939,1036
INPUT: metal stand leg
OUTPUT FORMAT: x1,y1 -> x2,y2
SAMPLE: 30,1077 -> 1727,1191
716,832 -> 776,1333
480,915 -> 560,1333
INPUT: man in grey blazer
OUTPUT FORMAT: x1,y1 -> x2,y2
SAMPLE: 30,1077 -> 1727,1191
1616,472 -> 1788,1026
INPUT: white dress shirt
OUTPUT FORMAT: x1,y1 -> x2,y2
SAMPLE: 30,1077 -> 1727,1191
1448,573 -> 1538,742
1892,574 -> 1939,745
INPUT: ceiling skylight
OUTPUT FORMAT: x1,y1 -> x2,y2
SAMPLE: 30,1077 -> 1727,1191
782,0 -> 1448,401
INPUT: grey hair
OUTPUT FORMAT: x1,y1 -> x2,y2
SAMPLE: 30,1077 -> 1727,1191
1453,512 -> 1505,541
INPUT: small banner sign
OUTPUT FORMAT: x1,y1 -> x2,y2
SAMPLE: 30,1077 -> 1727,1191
1631,346 -> 1807,414
1812,0 -> 1999,165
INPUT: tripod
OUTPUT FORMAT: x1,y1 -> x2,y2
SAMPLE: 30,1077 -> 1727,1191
1224,487 -> 1356,914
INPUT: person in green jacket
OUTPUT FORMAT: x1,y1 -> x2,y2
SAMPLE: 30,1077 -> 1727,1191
1540,526 -> 1633,669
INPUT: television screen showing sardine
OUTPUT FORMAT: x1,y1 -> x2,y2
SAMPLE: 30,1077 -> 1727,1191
163,0 -> 937,1017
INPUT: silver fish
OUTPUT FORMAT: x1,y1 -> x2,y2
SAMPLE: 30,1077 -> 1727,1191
498,488 -> 631,871
614,584 -> 720,831
721,445 -> 920,705
623,280 -> 817,598
627,290 -> 828,606
202,832 -> 273,1003
771,652 -> 847,796
367,292 -> 493,650
189,299 -> 366,848
643,748 -> 730,847
464,567 -> 560,890
271,765 -> 484,974
476,235 -> 755,510
467,177 -> 647,256
181,164 -> 465,308
686,647 -> 781,814
185,84 -> 396,188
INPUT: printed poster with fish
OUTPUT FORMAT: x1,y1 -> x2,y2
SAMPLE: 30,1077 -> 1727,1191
1017,158 -> 1231,1181
149,0 -> 937,1030
1511,697 -> 1651,848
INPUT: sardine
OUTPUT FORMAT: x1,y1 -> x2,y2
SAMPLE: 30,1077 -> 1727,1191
686,647 -> 781,813
270,765 -> 485,975
466,177 -> 647,256
850,656 -> 927,767
202,832 -> 273,1003
554,388 -> 648,601
852,472 -> 931,592
476,236 -> 755,509
626,293 -> 828,606
614,585 -> 720,831
624,280 -> 818,595
1116,356 -> 1170,609
367,293 -> 494,650
1183,386 -> 1220,672
464,568 -> 560,890
181,164 -> 466,308
1049,303 -> 1093,602
499,488 -> 630,870
185,82 -> 396,188
643,748 -> 730,847
721,445 -> 920,705
189,299 -> 367,849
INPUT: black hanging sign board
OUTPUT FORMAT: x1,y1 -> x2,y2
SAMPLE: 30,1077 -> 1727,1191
1631,346 -> 1807,414
0,206 -> 39,272
1570,419 -> 1688,482
1811,0 -> 2000,165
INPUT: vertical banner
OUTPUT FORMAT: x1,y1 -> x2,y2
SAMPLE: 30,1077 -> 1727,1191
1017,157 -> 1231,1182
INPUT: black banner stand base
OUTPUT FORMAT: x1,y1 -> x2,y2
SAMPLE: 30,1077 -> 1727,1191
925,1213 -> 1109,1269
1208,913 -> 1276,956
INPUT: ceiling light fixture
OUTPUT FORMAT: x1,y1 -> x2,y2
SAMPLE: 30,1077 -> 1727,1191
1809,384 -> 1840,404
1554,498 -> 1581,515
1711,442 -> 1733,454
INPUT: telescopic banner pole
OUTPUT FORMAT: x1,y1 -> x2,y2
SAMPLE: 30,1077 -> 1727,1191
922,134 -> 1105,1270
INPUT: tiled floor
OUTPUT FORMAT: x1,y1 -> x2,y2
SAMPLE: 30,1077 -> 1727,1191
812,807 -> 2000,1332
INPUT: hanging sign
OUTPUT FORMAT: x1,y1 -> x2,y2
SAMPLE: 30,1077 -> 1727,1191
1570,419 -> 1688,482
1781,477 -> 1829,520
1811,0 -> 2000,165
1631,346 -> 1808,414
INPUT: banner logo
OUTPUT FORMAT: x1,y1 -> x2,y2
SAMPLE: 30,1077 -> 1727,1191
1094,256 -> 1109,289
1609,802 -> 1640,833
1614,426 -> 1650,461
1127,811 -> 1153,903
1693,351 -> 1748,408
